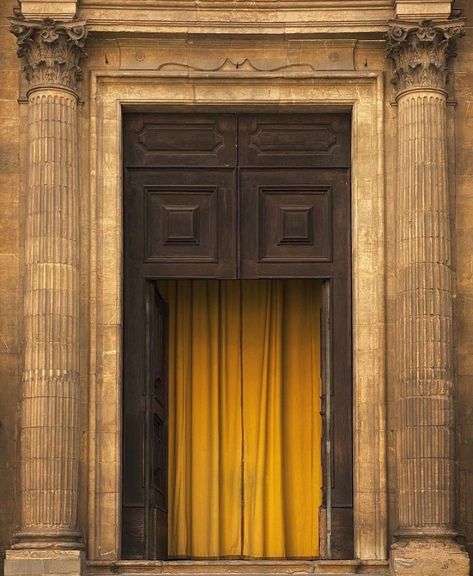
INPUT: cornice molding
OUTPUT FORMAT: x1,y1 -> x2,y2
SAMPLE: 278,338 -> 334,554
386,18 -> 464,95
78,1 -> 393,37
9,16 -> 87,93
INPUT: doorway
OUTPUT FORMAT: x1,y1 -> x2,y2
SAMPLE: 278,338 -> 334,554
159,278 -> 322,559
122,112 -> 352,561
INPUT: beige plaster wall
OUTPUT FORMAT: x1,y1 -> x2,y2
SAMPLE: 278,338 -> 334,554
453,1 -> 473,568
0,0 -> 22,569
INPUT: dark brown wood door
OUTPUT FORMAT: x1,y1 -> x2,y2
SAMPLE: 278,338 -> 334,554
122,112 -> 352,560
147,284 -> 168,558
122,279 -> 168,559
239,168 -> 347,278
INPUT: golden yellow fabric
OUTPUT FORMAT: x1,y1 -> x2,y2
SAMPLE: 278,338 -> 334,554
241,280 -> 322,558
159,280 -> 322,559
161,280 -> 242,558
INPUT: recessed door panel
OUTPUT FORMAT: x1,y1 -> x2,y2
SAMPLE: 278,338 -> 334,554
147,284 -> 168,559
124,114 -> 237,167
145,187 -> 218,262
257,184 -> 332,262
126,168 -> 237,278
240,168 -> 348,278
238,114 -> 351,167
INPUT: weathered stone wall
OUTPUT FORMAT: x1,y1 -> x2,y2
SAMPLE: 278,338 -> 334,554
0,0 -> 472,572
453,1 -> 473,569
0,0 -> 23,569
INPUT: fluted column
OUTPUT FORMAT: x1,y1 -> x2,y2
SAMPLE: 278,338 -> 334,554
387,19 -> 469,576
8,16 -> 86,551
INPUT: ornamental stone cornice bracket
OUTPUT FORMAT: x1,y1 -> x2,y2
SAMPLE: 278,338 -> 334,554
386,18 -> 464,96
9,16 -> 87,94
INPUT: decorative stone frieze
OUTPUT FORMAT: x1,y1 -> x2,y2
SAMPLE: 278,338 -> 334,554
386,19 -> 464,94
388,16 -> 469,576
9,16 -> 87,92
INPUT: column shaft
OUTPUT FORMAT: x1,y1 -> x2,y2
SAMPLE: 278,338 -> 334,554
396,89 -> 453,535
8,16 -> 87,552
387,18 -> 469,576
19,88 -> 80,545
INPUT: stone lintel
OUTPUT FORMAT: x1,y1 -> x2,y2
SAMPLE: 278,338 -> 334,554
4,550 -> 85,576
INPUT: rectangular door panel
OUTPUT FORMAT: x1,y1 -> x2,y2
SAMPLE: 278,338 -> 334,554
240,168 -> 349,278
122,269 -> 147,559
124,114 -> 237,167
330,275 -> 353,559
238,114 -> 351,168
146,283 -> 168,559
125,168 -> 237,278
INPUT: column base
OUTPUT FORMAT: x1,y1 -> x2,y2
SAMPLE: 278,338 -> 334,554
390,538 -> 470,576
4,550 -> 85,576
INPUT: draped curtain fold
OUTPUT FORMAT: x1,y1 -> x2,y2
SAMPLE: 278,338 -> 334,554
158,279 -> 322,560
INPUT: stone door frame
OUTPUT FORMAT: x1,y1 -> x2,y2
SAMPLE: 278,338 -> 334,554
86,69 -> 386,564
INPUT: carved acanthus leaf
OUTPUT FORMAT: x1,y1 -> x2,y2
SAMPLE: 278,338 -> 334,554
386,19 -> 464,94
9,16 -> 87,92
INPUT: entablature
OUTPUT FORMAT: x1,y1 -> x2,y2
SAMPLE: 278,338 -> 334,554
16,0 -> 454,38
79,0 -> 394,37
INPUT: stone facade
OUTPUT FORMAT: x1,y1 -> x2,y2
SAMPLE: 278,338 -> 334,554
0,0 -> 473,575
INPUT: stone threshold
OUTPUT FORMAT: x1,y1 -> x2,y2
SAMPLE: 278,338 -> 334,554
87,560 -> 389,575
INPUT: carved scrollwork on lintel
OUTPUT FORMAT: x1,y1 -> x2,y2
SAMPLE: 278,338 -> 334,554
386,18 -> 464,95
9,16 -> 87,93
156,58 -> 317,74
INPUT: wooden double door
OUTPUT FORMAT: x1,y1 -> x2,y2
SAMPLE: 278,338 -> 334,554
122,113 -> 353,560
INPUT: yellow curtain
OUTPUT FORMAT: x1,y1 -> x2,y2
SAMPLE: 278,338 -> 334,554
158,280 -> 322,559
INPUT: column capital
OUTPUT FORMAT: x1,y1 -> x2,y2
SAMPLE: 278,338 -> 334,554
386,18 -> 464,96
9,16 -> 87,94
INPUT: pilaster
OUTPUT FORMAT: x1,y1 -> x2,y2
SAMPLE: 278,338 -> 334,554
5,14 -> 86,576
387,18 -> 470,576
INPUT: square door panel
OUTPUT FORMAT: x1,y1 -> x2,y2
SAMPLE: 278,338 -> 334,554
145,187 -> 217,262
240,168 -> 349,277
259,186 -> 331,262
124,114 -> 237,167
125,168 -> 236,278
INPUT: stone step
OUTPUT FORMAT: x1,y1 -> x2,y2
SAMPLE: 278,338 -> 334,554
90,573 -> 389,576
87,561 -> 390,576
